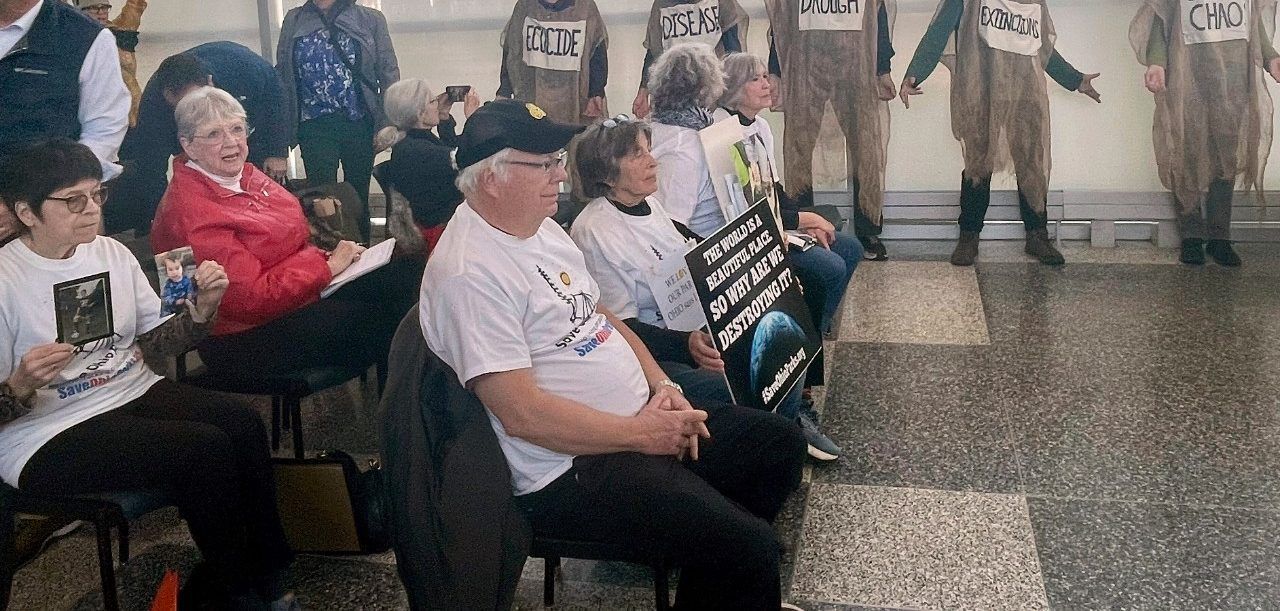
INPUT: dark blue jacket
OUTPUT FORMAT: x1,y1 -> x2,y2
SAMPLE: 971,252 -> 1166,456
107,41 -> 288,234
0,0 -> 101,158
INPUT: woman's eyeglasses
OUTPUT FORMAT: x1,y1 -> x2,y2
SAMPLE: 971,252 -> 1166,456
192,124 -> 255,144
46,186 -> 109,214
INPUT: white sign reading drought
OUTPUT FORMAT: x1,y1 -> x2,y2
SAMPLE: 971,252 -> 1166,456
522,17 -> 587,72
798,0 -> 865,31
978,0 -> 1044,56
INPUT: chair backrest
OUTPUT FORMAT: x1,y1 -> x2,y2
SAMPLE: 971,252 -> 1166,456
373,161 -> 427,255
379,308 -> 530,610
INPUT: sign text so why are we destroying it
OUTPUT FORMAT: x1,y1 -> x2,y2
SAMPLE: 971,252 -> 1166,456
685,203 -> 820,412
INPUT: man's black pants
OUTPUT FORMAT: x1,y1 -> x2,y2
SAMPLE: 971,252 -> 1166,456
515,402 -> 806,610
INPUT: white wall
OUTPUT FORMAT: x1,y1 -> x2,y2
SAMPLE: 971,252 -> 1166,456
130,0 -> 1279,192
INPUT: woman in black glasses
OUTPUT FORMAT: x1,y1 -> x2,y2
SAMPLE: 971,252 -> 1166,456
0,138 -> 297,610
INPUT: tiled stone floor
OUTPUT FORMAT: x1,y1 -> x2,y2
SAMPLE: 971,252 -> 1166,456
9,240 -> 1280,610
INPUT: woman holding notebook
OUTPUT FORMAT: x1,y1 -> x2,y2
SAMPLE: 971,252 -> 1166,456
151,86 -> 420,379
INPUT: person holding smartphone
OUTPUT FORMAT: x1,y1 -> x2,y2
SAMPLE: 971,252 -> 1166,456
375,79 -> 482,256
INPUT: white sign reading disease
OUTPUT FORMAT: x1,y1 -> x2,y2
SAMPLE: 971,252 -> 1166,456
648,252 -> 708,333
1181,0 -> 1251,45
978,0 -> 1044,56
661,0 -> 724,50
523,17 -> 587,72
798,0 -> 865,32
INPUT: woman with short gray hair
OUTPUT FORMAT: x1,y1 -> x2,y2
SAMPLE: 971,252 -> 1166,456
647,43 -> 727,239
375,78 -> 480,255
152,86 -> 421,387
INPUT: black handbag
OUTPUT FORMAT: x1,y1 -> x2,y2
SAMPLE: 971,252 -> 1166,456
272,450 -> 390,555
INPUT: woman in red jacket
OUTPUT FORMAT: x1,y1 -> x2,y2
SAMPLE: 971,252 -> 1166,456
152,86 -> 420,379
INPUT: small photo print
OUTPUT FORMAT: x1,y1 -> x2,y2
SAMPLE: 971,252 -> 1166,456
153,246 -> 198,316
53,272 -> 114,347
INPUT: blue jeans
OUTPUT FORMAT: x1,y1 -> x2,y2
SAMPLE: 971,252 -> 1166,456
662,362 -> 806,420
787,233 -> 862,335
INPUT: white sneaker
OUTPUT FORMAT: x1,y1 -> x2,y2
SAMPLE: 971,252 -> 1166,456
781,603 -> 807,611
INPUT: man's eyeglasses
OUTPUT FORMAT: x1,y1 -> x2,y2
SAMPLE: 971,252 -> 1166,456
46,187 -> 108,214
502,152 -> 567,175
601,114 -> 634,128
192,124 -> 255,144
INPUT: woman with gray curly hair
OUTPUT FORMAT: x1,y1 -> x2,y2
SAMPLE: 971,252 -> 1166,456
647,42 -> 726,238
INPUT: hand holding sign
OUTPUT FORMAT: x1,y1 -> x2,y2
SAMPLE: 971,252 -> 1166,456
899,77 -> 923,108
1144,65 -> 1166,94
688,330 -> 724,373
1078,73 -> 1102,104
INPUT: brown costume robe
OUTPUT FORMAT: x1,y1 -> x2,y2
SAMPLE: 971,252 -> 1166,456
1129,0 -> 1276,219
766,0 -> 895,224
500,0 -> 609,126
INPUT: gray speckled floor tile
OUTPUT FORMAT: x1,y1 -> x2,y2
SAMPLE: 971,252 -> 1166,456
815,343 -> 1022,493
791,485 -> 1047,611
881,240 -> 1280,266
840,262 -> 990,346
1029,497 -> 1280,610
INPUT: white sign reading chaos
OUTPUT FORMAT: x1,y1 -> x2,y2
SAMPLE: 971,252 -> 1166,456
978,0 -> 1044,56
798,0 -> 865,32
522,17 -> 587,72
1181,0 -> 1250,45
661,0 -> 724,50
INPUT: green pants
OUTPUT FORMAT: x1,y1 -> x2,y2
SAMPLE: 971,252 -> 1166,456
297,113 -> 375,242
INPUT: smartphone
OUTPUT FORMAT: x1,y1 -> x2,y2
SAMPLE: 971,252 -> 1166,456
446,85 -> 471,103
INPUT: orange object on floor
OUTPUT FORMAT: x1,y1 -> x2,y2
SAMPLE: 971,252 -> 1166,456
149,569 -> 178,611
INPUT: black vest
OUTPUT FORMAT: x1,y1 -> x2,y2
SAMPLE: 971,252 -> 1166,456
0,1 -> 102,157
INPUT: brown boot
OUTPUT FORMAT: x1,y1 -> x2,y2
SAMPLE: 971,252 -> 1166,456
950,230 -> 980,266
1025,228 -> 1065,265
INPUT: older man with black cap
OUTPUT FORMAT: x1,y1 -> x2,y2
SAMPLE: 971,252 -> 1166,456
419,98 -> 806,611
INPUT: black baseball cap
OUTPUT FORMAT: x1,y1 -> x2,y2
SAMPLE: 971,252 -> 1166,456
455,99 -> 585,171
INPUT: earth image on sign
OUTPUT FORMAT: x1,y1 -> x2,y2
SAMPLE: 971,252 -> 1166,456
749,310 -> 808,399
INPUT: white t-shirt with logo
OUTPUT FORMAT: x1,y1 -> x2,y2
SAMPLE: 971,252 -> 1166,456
570,197 -> 695,327
0,237 -> 166,487
420,203 -> 650,495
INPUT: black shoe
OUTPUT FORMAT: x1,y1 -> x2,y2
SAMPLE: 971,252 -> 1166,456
1024,228 -> 1065,266
858,235 -> 888,261
1206,239 -> 1242,267
950,231 -> 980,266
1179,238 -> 1205,265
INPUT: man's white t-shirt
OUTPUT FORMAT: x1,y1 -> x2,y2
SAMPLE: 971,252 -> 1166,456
419,203 -> 650,495
0,237 -> 166,487
570,196 -> 694,327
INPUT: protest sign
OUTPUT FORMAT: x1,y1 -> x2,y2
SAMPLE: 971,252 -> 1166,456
685,202 -> 820,411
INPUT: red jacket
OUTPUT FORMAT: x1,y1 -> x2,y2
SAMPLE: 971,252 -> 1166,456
151,157 -> 332,335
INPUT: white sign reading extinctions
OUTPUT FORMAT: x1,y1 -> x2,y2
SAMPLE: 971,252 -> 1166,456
798,0 -> 865,32
1181,0 -> 1251,45
978,0 -> 1044,56
661,0 -> 724,50
522,17 -> 587,72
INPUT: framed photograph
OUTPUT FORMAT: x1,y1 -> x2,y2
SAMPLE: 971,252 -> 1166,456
153,246 -> 198,316
53,272 -> 114,347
